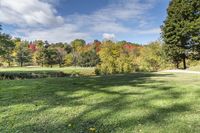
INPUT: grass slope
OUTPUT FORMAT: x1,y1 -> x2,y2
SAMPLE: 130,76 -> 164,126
0,72 -> 200,133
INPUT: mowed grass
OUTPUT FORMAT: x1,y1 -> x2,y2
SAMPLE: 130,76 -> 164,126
189,65 -> 200,72
0,71 -> 200,132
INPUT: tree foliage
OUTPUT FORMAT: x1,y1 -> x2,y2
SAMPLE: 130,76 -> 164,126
162,0 -> 200,69
0,33 -> 15,66
140,42 -> 164,71
15,40 -> 32,67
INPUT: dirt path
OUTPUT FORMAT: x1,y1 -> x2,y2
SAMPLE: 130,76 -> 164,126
161,69 -> 200,74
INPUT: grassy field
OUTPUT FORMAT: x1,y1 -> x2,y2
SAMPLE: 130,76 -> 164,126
189,65 -> 200,71
0,68 -> 200,132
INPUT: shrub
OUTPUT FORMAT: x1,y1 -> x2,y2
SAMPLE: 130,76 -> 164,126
0,71 -> 69,80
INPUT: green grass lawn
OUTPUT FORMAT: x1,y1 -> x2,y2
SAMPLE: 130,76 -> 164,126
0,71 -> 200,132
189,65 -> 200,71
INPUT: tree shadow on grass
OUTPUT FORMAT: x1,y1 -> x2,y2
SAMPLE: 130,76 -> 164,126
0,72 -> 193,132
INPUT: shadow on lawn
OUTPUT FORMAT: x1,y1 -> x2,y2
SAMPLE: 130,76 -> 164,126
0,73 -> 191,132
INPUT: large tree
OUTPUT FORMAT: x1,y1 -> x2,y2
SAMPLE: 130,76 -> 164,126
0,26 -> 15,66
78,48 -> 100,67
34,40 -> 45,67
15,40 -> 32,67
162,0 -> 200,69
44,48 -> 58,68
71,39 -> 86,66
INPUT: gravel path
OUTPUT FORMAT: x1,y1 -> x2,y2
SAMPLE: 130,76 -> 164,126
161,69 -> 200,74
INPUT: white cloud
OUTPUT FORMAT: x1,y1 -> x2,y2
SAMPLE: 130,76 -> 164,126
68,0 -> 157,33
102,33 -> 116,40
0,0 -> 64,27
92,22 -> 130,33
18,24 -> 88,43
135,28 -> 161,34
1,0 -> 160,43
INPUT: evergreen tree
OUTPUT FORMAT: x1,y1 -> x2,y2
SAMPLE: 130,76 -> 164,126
162,0 -> 200,69
0,34 -> 15,66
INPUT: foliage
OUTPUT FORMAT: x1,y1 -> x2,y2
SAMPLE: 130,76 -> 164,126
97,41 -> 120,74
78,48 -> 100,67
71,39 -> 86,51
0,33 -> 15,66
56,47 -> 66,67
15,40 -> 32,67
64,54 -> 73,66
97,41 -> 137,74
34,41 -> 45,66
71,39 -> 86,66
162,0 -> 200,69
140,41 -> 165,71
44,47 -> 58,67
0,71 -> 68,80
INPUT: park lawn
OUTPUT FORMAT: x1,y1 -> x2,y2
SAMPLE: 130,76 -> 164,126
189,65 -> 200,72
0,72 -> 200,133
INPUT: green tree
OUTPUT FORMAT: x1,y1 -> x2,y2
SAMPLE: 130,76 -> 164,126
140,41 -> 164,71
44,48 -> 57,68
97,41 -> 137,74
78,48 -> 100,67
50,43 -> 67,67
71,39 -> 86,66
64,44 -> 72,54
0,33 -> 15,66
116,51 -> 133,73
35,40 -> 45,67
97,41 -> 120,74
162,43 -> 183,68
162,0 -> 200,69
15,41 -> 32,67
64,53 -> 73,66
56,47 -> 66,67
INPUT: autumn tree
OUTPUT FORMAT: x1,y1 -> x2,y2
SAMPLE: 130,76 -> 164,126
34,40 -> 45,67
15,40 -> 32,67
71,39 -> 86,66
140,41 -> 164,71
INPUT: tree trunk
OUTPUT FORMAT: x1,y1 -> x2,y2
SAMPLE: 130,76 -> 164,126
175,62 -> 179,69
20,61 -> 23,67
183,56 -> 186,69
8,62 -> 11,67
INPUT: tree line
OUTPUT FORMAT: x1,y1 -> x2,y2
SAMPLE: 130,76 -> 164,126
0,27 -> 166,74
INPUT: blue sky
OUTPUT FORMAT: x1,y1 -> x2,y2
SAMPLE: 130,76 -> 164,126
0,0 -> 170,44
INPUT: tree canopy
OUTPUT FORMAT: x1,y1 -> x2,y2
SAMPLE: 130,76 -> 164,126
162,0 -> 200,69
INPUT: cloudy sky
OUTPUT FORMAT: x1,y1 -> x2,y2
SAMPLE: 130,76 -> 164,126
0,0 -> 170,44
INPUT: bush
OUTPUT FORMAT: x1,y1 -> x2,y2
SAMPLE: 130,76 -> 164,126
97,41 -> 133,75
64,54 -> 73,66
139,41 -> 165,72
95,67 -> 101,75
0,71 -> 70,80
